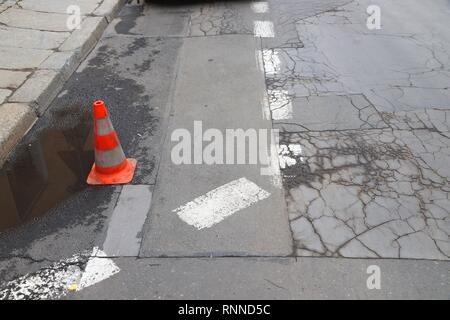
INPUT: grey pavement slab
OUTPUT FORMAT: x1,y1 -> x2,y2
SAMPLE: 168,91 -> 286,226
9,69 -> 62,111
0,26 -> 70,50
0,89 -> 11,104
0,8 -> 73,32
19,0 -> 102,15
0,70 -> 30,89
72,257 -> 450,299
140,34 -> 293,257
0,47 -> 52,69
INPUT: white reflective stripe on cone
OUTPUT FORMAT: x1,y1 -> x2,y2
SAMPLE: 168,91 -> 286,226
95,145 -> 126,168
96,117 -> 115,136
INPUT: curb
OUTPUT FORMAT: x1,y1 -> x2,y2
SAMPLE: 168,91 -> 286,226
0,0 -> 127,167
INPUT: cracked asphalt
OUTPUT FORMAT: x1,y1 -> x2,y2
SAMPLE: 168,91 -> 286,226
0,0 -> 449,299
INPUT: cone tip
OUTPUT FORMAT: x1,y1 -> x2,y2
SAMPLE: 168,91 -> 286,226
93,100 -> 108,119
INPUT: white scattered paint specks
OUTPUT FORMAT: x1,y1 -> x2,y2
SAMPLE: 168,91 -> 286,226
279,144 -> 305,169
78,248 -> 120,290
261,49 -> 280,76
269,90 -> 293,120
251,1 -> 269,13
174,178 -> 271,230
254,21 -> 275,37
0,254 -> 84,300
0,247 -> 120,300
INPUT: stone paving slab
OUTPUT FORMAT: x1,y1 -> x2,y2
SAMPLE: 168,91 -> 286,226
0,89 -> 11,104
0,7 -> 74,32
9,69 -> 62,111
19,0 -> 102,15
0,26 -> 70,50
0,0 -> 125,167
0,103 -> 37,165
0,46 -> 52,69
0,70 -> 30,89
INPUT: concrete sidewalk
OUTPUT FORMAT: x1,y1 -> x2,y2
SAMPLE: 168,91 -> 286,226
0,0 -> 126,166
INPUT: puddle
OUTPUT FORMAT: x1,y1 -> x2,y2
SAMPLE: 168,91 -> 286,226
0,112 -> 95,232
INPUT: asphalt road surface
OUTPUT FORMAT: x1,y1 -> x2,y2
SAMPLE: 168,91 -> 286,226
0,0 -> 449,299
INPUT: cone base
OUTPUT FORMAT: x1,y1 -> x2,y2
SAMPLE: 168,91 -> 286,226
86,158 -> 137,185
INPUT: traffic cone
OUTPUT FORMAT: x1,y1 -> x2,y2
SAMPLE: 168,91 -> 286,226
86,100 -> 137,185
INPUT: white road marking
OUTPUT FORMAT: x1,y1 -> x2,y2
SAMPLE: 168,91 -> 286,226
174,177 -> 271,230
269,89 -> 293,120
279,144 -> 304,169
0,248 -> 120,300
251,1 -> 269,13
77,248 -> 120,290
254,21 -> 275,38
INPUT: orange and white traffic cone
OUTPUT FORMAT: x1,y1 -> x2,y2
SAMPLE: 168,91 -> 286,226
86,100 -> 137,185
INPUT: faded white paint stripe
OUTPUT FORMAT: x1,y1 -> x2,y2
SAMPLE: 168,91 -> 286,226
102,185 -> 152,257
78,249 -> 120,290
261,49 -> 280,76
0,257 -> 83,300
174,178 -> 271,230
260,129 -> 282,188
251,1 -> 269,13
0,248 -> 120,300
269,89 -> 293,120
254,21 -> 275,38
279,144 -> 305,169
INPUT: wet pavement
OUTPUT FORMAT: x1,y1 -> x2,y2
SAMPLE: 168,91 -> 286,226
0,0 -> 449,299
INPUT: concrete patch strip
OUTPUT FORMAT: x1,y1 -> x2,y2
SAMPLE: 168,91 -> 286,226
0,247 -> 120,300
0,0 -> 127,167
174,178 -> 271,230
102,185 -> 153,257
